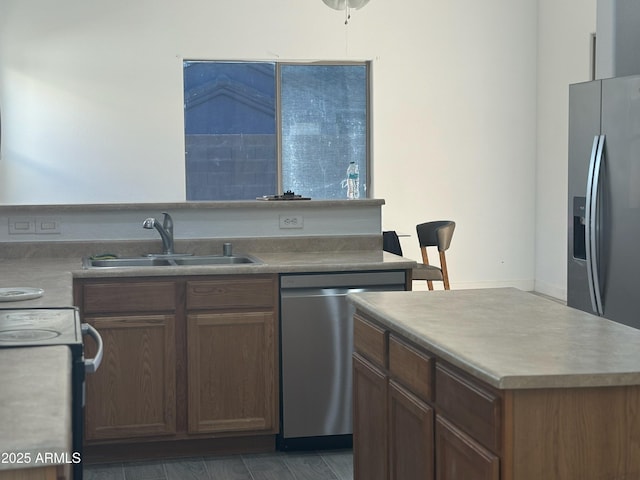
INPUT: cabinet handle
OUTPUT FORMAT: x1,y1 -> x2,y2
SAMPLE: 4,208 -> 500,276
82,323 -> 104,374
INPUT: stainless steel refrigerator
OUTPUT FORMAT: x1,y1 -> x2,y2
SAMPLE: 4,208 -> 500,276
568,74 -> 640,329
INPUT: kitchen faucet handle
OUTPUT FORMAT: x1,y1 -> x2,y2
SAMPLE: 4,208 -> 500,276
161,212 -> 173,233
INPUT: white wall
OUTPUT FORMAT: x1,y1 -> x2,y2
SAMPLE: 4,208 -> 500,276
535,0 -> 596,299
376,0 -> 538,292
0,0 -> 567,293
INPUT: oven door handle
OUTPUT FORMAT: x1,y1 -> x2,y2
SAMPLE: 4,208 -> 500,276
81,323 -> 103,374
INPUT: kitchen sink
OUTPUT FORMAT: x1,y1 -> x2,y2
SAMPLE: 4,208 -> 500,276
170,255 -> 259,266
86,257 -> 174,267
83,254 -> 262,269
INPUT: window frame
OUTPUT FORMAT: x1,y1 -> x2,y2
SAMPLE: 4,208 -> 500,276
275,60 -> 372,198
183,59 -> 372,200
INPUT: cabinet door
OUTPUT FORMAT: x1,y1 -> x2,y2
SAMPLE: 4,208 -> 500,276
353,353 -> 388,480
187,311 -> 277,434
0,465 -> 65,480
389,380 -> 434,480
85,315 -> 176,441
435,416 -> 499,480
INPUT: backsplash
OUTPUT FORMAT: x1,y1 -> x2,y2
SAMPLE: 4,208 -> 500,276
0,235 -> 382,260
0,199 -> 384,243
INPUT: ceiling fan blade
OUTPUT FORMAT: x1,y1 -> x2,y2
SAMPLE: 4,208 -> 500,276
322,0 -> 370,10
347,0 -> 370,9
322,0 -> 346,10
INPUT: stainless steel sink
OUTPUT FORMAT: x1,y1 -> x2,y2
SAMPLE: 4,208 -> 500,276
171,255 -> 259,266
86,257 -> 174,267
83,254 -> 262,268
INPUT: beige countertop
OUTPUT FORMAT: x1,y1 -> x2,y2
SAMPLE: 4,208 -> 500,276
0,346 -> 72,471
0,258 -> 77,308
0,251 -> 414,307
72,250 -> 414,279
347,287 -> 640,390
256,251 -> 411,271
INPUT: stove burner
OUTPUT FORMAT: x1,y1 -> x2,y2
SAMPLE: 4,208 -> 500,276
0,329 -> 61,342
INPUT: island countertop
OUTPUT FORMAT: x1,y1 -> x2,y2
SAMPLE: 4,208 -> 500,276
347,287 -> 640,390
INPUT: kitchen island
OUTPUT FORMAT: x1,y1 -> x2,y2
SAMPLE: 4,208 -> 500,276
347,288 -> 640,480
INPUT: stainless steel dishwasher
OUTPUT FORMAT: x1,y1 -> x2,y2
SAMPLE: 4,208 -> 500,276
278,270 -> 406,450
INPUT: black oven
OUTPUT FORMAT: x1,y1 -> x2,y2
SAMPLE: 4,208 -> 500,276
0,307 -> 103,480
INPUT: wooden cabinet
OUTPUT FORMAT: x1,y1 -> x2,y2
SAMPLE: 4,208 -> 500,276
0,465 -> 69,480
353,309 -> 640,480
353,353 -> 388,480
435,416 -> 499,480
85,313 -> 177,440
353,314 -> 389,480
75,274 -> 278,451
353,312 -> 496,480
389,380 -> 434,480
186,277 -> 278,435
434,363 -> 501,454
353,315 -> 435,480
81,281 -> 177,441
187,311 -> 276,434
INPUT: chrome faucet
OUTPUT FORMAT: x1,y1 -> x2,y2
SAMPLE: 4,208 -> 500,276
142,212 -> 175,255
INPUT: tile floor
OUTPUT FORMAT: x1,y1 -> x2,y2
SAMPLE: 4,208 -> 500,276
84,450 -> 353,480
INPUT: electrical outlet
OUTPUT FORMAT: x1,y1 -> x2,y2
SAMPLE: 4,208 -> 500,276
279,215 -> 303,229
35,217 -> 62,234
8,217 -> 36,234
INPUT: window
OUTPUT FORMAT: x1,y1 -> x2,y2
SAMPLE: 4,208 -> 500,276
183,61 -> 369,200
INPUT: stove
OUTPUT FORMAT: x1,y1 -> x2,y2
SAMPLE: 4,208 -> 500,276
0,308 -> 81,345
0,307 -> 103,480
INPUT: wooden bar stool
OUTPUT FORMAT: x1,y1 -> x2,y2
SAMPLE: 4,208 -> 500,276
414,221 -> 455,290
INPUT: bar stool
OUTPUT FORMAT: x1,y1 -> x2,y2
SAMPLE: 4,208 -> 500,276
382,231 -> 404,256
414,221 -> 455,290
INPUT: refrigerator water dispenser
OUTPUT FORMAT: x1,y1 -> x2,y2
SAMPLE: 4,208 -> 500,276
573,196 -> 586,260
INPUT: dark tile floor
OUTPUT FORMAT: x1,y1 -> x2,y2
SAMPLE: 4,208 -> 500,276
85,450 -> 353,480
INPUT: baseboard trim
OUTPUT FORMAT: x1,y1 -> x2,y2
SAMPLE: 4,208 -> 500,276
84,435 -> 276,464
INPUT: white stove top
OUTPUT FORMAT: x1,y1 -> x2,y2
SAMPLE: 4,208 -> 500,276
0,308 -> 81,347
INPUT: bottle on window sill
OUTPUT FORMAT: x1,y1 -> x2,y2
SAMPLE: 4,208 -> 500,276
345,161 -> 360,200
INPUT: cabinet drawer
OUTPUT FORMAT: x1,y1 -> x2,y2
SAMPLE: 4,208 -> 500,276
353,314 -> 387,368
389,335 -> 433,402
83,281 -> 176,313
435,415 -> 499,480
187,276 -> 275,310
435,363 -> 501,452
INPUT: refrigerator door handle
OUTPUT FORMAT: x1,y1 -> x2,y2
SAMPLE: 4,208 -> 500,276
585,134 -> 605,316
